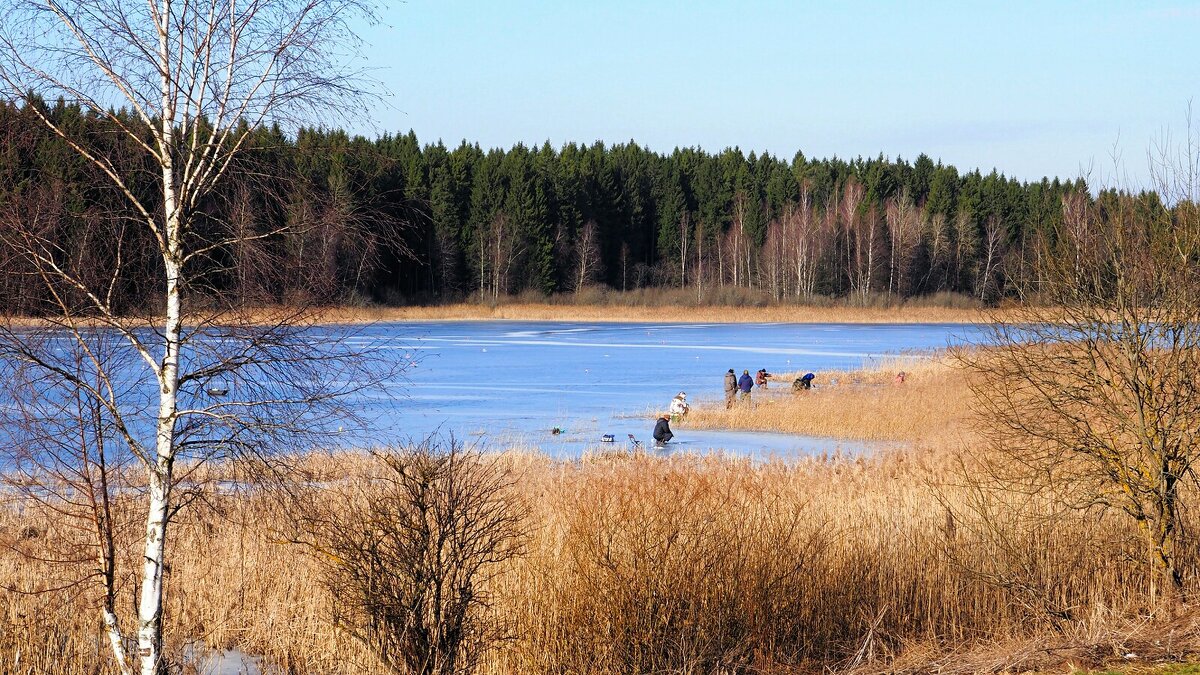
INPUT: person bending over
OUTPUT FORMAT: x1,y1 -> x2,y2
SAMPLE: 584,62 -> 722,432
755,368 -> 772,389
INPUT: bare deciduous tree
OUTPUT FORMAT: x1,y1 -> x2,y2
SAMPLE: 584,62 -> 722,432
787,187 -> 826,302
0,2 -> 379,673
962,189 -> 1200,605
480,213 -> 519,301
976,215 -> 1008,302
728,192 -> 750,288
839,180 -> 877,305
572,219 -> 603,293
677,210 -> 690,288
951,209 -> 979,292
761,216 -> 785,300
921,211 -> 950,292
885,188 -> 921,300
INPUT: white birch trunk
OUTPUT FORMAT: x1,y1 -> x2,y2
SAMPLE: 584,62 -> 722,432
864,214 -> 876,305
679,212 -> 688,288
104,608 -> 134,675
139,226 -> 182,675
138,8 -> 181,668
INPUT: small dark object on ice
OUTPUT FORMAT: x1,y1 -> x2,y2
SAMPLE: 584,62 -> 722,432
601,434 -> 615,442
552,427 -> 564,435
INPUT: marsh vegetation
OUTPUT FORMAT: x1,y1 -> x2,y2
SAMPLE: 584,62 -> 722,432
3,350 -> 1200,674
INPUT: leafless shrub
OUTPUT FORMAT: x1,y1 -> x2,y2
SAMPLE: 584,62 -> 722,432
958,188 -> 1200,606
298,441 -> 528,675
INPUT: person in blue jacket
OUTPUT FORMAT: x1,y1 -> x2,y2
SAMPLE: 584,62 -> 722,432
793,372 -> 815,391
738,369 -> 754,406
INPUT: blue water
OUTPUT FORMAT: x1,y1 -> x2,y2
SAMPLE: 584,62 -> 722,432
332,321 -> 982,459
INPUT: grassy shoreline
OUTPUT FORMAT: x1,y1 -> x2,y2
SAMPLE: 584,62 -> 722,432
304,302 -> 997,325
4,302 -> 999,328
0,300 -> 1003,329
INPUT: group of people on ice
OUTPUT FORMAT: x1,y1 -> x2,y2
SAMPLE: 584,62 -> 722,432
650,367 -> 819,448
722,367 -> 785,408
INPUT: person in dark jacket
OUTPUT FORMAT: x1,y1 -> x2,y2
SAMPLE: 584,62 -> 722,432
723,368 -> 737,409
738,369 -> 754,406
653,415 -> 673,446
793,372 -> 815,391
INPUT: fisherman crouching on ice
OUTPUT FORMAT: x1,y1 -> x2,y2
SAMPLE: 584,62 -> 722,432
653,414 -> 674,448
669,391 -> 690,422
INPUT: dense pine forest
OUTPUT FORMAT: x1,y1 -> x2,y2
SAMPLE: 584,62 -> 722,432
0,98 -> 1103,312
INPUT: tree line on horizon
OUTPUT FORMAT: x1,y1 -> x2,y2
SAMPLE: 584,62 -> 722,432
0,97 -> 1137,312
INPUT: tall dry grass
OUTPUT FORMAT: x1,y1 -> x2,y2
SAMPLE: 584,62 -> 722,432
0,361 -> 1194,673
1,441 -> 1195,674
682,357 -> 970,443
268,301 -> 995,326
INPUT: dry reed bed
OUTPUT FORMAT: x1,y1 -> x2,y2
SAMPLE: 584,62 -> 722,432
304,302 -> 993,325
1,443 -> 1191,674
3,302 -> 997,330
683,357 -> 971,443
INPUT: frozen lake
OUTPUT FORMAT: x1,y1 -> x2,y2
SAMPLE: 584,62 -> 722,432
337,321 -> 983,459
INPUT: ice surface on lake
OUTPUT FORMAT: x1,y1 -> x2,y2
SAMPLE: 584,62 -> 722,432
183,642 -> 264,675
328,321 -> 982,459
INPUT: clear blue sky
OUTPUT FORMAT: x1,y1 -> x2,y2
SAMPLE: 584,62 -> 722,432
353,1 -> 1199,185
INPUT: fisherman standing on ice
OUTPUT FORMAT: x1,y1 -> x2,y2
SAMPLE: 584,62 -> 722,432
723,369 -> 737,409
738,369 -> 755,406
653,414 -> 674,447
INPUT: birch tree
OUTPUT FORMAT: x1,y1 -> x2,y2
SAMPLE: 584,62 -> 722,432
761,216 -> 785,300
0,2 -> 378,673
976,215 -> 1007,302
839,180 -> 875,304
572,219 -> 603,292
786,187 -> 825,301
885,189 -> 921,299
678,210 -> 690,288
483,213 -> 519,300
729,193 -> 748,288
921,211 -> 950,292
